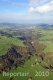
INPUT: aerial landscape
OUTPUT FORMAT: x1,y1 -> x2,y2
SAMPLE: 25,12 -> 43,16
0,0 -> 53,80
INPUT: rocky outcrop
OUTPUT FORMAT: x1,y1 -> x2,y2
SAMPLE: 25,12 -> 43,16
0,44 -> 36,73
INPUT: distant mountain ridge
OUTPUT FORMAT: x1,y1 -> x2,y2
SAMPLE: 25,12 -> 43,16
37,24 -> 53,29
0,23 -> 53,29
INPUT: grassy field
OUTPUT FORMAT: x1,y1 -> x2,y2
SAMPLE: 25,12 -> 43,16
39,29 -> 53,52
0,35 -> 24,55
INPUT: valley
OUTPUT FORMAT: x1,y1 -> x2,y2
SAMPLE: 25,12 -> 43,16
0,25 -> 53,80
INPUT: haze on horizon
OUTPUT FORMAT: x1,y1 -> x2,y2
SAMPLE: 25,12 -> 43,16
0,0 -> 53,24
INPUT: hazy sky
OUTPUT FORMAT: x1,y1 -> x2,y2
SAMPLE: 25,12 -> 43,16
0,0 -> 53,24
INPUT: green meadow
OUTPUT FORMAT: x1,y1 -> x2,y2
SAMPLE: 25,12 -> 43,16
0,35 -> 24,55
39,29 -> 53,52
